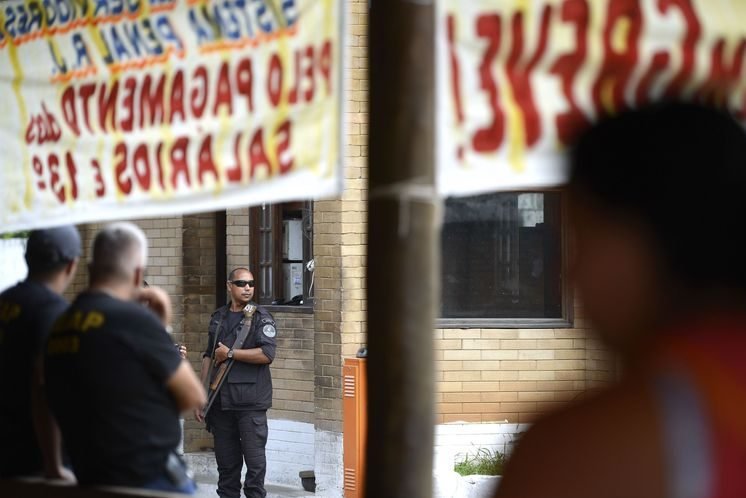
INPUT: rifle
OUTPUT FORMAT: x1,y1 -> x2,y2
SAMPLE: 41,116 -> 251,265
200,303 -> 257,418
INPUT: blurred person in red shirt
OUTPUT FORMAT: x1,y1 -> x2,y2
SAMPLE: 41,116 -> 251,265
495,103 -> 746,498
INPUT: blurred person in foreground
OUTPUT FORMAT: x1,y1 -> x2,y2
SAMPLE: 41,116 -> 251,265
44,222 -> 206,494
0,226 -> 80,480
495,103 -> 746,498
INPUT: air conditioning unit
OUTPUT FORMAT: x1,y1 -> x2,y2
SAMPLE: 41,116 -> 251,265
282,219 -> 303,261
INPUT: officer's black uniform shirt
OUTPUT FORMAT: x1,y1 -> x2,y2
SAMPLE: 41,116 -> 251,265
44,291 -> 182,486
220,311 -> 245,347
0,280 -> 68,477
204,303 -> 276,411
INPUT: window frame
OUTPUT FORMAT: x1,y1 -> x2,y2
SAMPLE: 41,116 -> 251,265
436,190 -> 573,329
249,201 -> 314,310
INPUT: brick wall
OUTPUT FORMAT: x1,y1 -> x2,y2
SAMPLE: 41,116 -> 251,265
270,311 -> 316,424
433,327 -> 590,424
182,213 -> 217,451
65,218 -> 184,343
226,208 -> 249,276
427,289 -> 616,424
312,199 -> 344,434
142,217 -> 186,347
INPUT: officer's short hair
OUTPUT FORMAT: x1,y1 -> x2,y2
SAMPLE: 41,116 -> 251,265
90,222 -> 148,282
228,267 -> 252,281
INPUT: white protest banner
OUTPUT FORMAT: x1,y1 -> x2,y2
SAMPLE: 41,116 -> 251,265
0,0 -> 343,231
437,0 -> 746,195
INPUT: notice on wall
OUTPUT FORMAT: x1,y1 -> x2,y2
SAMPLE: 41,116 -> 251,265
0,0 -> 343,231
437,0 -> 746,196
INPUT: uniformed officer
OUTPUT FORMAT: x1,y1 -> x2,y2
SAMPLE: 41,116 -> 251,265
195,267 -> 277,498
0,226 -> 80,480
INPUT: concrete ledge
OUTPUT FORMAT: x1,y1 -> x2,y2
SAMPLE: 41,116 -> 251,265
433,472 -> 500,498
460,475 -> 500,498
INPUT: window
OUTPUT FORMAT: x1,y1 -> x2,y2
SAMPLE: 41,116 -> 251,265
250,201 -> 313,306
440,192 -> 567,326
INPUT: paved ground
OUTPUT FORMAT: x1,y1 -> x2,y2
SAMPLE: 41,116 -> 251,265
194,482 -> 313,498
186,452 -> 315,498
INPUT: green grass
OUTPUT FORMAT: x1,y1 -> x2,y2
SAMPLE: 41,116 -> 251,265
454,447 -> 506,476
1,231 -> 29,239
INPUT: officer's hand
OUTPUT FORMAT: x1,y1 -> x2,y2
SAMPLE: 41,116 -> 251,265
178,344 -> 187,359
215,342 -> 230,363
194,408 -> 205,423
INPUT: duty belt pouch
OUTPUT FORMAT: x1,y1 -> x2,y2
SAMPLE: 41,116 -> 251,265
165,451 -> 191,488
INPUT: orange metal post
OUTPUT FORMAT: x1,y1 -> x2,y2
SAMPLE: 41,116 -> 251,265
343,358 -> 368,498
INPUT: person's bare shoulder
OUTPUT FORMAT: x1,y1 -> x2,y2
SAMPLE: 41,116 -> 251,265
494,380 -> 666,498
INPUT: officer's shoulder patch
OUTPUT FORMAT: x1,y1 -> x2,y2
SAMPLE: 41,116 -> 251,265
262,324 -> 277,338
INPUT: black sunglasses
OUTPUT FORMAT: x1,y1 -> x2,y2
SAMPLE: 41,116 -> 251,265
230,280 -> 255,288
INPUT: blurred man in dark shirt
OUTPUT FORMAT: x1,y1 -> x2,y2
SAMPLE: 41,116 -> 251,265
44,222 -> 205,493
0,226 -> 80,480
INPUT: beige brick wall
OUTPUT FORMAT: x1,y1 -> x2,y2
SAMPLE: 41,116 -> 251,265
340,0 -> 369,354
181,213 -> 217,451
433,327 -> 590,424
226,208 -> 249,277
312,199 -> 344,434
270,312 -> 316,424
65,218 -> 185,341
429,297 -> 616,424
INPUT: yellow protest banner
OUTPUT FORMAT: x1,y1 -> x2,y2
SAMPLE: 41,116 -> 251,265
0,0 -> 343,231
437,0 -> 746,194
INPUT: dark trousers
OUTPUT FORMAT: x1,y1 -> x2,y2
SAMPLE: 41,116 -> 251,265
209,408 -> 268,498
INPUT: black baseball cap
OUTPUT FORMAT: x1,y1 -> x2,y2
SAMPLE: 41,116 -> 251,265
25,225 -> 82,272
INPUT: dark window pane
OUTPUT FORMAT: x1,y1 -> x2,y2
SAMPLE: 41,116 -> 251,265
441,192 -> 563,319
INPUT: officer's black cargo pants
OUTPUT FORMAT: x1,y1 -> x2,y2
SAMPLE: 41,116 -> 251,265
209,408 -> 269,498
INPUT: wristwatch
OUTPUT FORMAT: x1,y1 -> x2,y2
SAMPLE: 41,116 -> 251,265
227,349 -> 235,360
